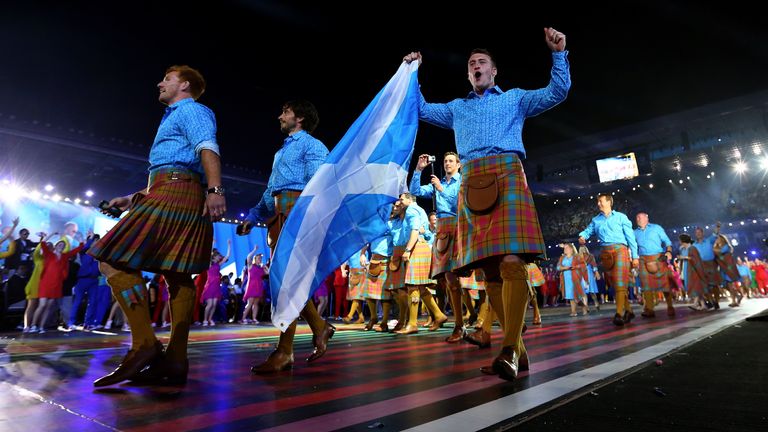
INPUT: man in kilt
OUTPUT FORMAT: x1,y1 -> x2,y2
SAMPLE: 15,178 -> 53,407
409,152 -> 465,342
396,193 -> 448,334
403,26 -> 570,380
238,100 -> 336,374
694,224 -> 723,309
579,194 -> 639,326
90,65 -> 226,386
633,212 -> 675,318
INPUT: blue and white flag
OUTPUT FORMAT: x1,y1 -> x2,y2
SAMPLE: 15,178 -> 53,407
269,61 -> 420,331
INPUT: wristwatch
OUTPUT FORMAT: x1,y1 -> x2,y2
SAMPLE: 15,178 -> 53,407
207,186 -> 226,196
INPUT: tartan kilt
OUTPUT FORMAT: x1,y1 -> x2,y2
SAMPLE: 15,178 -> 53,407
716,253 -> 740,283
384,246 -> 407,290
365,259 -> 392,300
455,153 -> 546,273
346,267 -> 367,300
601,244 -> 631,292
88,168 -> 212,274
431,217 -> 458,279
701,260 -> 722,287
405,241 -> 432,285
638,254 -> 671,292
460,270 -> 484,290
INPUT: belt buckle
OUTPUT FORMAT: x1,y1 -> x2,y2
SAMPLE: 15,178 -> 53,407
170,170 -> 180,180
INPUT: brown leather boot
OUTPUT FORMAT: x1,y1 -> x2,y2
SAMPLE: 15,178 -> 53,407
463,329 -> 491,348
480,350 -> 529,375
94,340 -> 163,387
131,355 -> 189,386
307,321 -> 336,363
492,346 -> 519,381
251,350 -> 294,374
444,325 -> 464,343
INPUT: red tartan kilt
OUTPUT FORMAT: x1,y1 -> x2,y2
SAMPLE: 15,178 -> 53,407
88,168 -> 212,274
602,245 -> 631,291
430,217 -> 457,279
638,254 -> 671,292
701,260 -> 722,286
455,153 -> 545,274
346,268 -> 366,300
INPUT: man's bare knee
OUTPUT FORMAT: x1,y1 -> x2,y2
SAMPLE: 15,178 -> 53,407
502,254 -> 524,264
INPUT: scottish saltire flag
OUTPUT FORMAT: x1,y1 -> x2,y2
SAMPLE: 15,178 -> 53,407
269,61 -> 420,331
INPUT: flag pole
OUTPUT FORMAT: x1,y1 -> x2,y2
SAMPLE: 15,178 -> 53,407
429,161 -> 437,212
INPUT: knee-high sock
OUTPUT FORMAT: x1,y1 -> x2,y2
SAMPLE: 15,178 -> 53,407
396,289 -> 408,325
366,299 -> 379,324
462,290 -> 474,319
163,273 -> 196,363
381,300 -> 392,323
448,287 -> 464,328
643,291 -> 655,312
499,261 -> 529,350
301,301 -> 326,334
477,297 -> 490,325
615,288 -> 627,315
484,281 -> 506,332
664,291 -> 674,308
106,271 -> 156,350
420,288 -> 447,320
346,300 -> 359,319
408,288 -> 421,327
531,294 -> 541,321
482,308 -> 495,333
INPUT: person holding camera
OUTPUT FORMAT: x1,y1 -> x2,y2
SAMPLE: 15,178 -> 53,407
237,100 -> 336,374
402,27 -> 570,381
409,152 -> 464,342
88,65 -> 226,387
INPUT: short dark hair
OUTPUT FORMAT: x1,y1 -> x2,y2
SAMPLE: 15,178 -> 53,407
19,229 -> 29,235
284,100 -> 320,134
469,48 -> 496,68
597,193 -> 613,206
679,234 -> 692,243
399,192 -> 415,201
444,151 -> 460,161
166,65 -> 206,99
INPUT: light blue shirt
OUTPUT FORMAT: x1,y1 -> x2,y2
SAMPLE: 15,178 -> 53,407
148,98 -> 219,175
246,130 -> 329,223
409,171 -> 461,217
634,223 -> 673,256
403,203 -> 429,242
389,217 -> 407,248
348,249 -> 364,268
418,52 -> 570,162
579,210 -> 639,259
425,227 -> 435,246
369,235 -> 391,257
693,234 -> 717,262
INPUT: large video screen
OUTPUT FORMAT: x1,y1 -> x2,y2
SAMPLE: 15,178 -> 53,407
596,152 -> 640,183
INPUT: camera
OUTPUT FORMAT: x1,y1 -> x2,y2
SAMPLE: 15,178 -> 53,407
99,200 -> 124,219
427,155 -> 436,163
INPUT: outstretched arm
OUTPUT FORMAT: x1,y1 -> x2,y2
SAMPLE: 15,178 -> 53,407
246,244 -> 259,268
0,217 -> 19,244
221,239 -> 232,263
